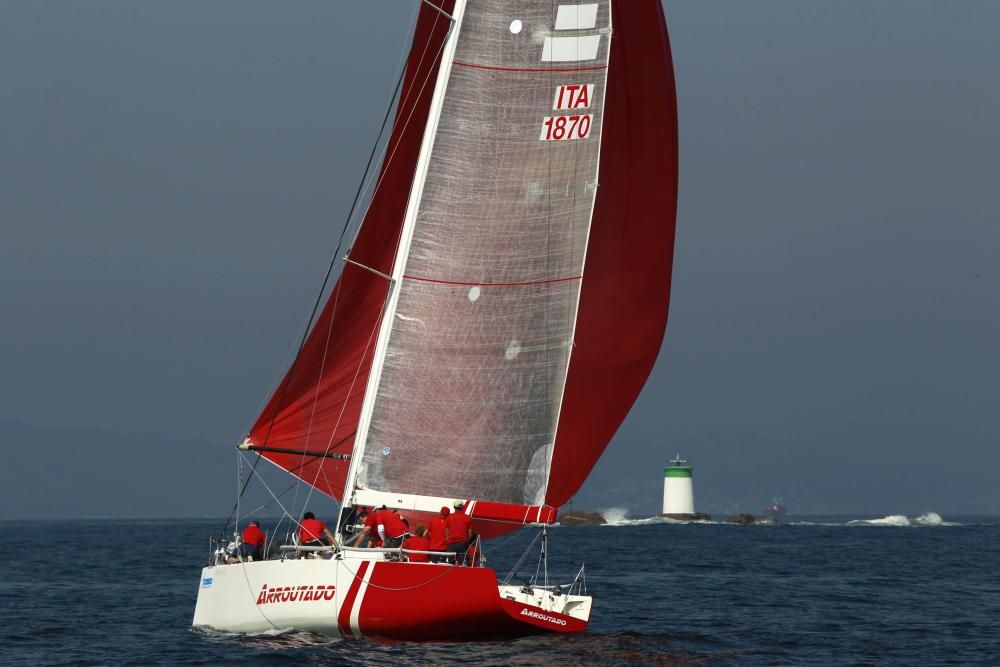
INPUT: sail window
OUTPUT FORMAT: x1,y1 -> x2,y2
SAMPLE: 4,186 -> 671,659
541,35 -> 601,62
468,286 -> 481,302
509,20 -> 523,34
554,4 -> 599,31
505,341 -> 522,361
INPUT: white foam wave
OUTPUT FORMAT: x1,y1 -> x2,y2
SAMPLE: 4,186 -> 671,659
597,507 -> 716,526
788,521 -> 843,527
846,512 -> 959,527
252,627 -> 296,636
599,507 -> 630,524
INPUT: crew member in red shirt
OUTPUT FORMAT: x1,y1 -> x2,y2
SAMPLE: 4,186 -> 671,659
402,525 -> 431,562
446,500 -> 472,565
228,520 -> 267,564
241,520 -> 266,561
376,506 -> 408,549
298,511 -> 335,553
350,508 -> 383,548
428,507 -> 450,563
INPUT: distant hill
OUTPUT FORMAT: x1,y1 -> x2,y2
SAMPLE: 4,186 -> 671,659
574,420 -> 1000,517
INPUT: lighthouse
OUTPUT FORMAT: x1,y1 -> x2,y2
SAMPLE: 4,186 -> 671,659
661,454 -> 709,520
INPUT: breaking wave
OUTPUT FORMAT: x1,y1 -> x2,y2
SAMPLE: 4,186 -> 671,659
598,507 -> 712,526
846,512 -> 959,527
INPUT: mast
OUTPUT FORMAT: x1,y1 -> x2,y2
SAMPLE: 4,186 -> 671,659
341,0 -> 468,511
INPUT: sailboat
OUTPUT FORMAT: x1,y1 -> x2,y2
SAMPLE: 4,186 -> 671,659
193,0 -> 678,640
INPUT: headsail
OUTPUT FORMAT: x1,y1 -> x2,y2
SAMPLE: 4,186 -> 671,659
243,5 -> 456,500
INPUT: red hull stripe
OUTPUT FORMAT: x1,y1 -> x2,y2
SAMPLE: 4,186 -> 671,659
337,560 -> 370,637
403,274 -> 582,287
454,60 -> 608,73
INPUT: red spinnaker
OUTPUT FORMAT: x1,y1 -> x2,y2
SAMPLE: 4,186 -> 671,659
545,0 -> 679,507
245,3 -> 456,500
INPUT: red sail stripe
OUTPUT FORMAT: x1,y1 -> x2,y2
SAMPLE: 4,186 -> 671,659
337,560 -> 371,637
402,274 -> 582,287
453,60 -> 608,73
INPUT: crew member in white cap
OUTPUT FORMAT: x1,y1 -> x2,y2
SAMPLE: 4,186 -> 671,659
445,500 -> 472,565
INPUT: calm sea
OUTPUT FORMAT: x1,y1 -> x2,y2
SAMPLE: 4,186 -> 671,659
2,515 -> 998,665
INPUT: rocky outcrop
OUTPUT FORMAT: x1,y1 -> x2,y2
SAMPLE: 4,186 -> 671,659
558,511 -> 607,526
725,513 -> 777,525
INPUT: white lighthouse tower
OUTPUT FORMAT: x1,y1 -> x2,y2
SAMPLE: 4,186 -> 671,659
661,454 -> 703,519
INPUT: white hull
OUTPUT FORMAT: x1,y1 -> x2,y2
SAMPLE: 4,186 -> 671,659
193,553 -> 592,640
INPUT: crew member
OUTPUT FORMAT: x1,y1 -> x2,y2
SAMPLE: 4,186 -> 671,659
299,511 -> 335,551
241,520 -> 266,561
376,505 -> 408,549
350,508 -> 382,548
446,500 -> 472,565
402,525 -> 431,563
428,507 -> 450,563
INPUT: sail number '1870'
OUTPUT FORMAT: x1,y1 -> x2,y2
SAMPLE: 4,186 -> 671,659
540,84 -> 594,141
540,114 -> 592,141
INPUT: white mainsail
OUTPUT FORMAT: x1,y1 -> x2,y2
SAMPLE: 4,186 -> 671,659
348,1 -> 612,510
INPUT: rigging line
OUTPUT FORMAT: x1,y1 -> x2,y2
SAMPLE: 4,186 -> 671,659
284,3 -> 431,499
217,16 -> 417,543
346,6 -> 447,254
367,10 -> 457,267
301,290 -> 390,513
289,16 -> 453,516
217,447 -> 245,549
420,0 -> 454,21
238,451 -> 310,536
344,559 -> 459,592
258,33 -> 410,451
281,5 -> 442,523
290,275 -> 343,519
344,257 -> 393,282
234,0 -> 421,510
243,479 -> 298,517
502,528 -> 544,586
